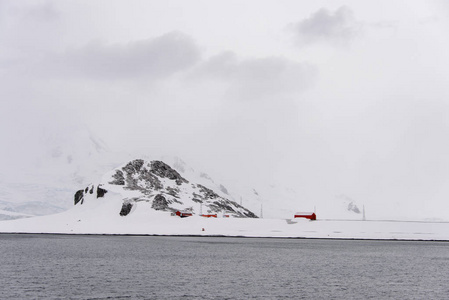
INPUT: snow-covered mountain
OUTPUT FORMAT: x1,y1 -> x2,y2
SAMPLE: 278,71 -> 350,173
0,125 -> 139,218
161,156 -> 367,220
74,159 -> 257,218
0,123 -> 428,221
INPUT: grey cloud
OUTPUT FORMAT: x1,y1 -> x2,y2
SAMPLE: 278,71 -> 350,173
0,1 -> 63,55
292,6 -> 361,46
20,2 -> 60,22
43,31 -> 201,80
195,52 -> 317,100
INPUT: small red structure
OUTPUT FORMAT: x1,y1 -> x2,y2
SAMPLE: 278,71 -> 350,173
201,214 -> 217,218
294,212 -> 316,220
175,211 -> 193,218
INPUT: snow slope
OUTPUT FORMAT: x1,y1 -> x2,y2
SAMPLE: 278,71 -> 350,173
1,122 -> 446,223
1,197 -> 448,240
74,159 -> 257,218
2,157 -> 447,240
163,157 -> 373,221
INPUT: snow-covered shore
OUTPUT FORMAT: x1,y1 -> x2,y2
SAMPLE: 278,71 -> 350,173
1,197 -> 448,241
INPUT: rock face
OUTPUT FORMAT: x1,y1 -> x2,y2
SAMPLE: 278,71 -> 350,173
74,184 -> 107,205
74,159 -> 257,218
74,190 -> 84,205
152,194 -> 169,211
119,202 -> 133,216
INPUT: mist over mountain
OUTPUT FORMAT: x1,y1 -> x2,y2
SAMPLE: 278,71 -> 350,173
0,123 -> 447,222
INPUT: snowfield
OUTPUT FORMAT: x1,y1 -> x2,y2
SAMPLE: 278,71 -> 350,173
1,196 -> 448,240
2,157 -> 448,241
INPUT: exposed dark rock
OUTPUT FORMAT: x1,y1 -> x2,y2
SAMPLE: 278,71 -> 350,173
119,202 -> 133,216
207,199 -> 257,218
152,194 -> 169,211
150,161 -> 188,185
166,186 -> 180,198
209,201 -> 234,213
97,186 -> 107,198
123,159 -> 144,174
172,198 -> 183,204
197,184 -> 219,199
75,158 -> 258,219
109,170 -> 125,185
137,169 -> 163,191
74,190 -> 84,205
229,200 -> 258,218
114,159 -> 164,192
242,210 -> 258,218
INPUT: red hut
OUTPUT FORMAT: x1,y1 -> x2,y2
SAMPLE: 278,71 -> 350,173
294,212 -> 316,220
201,214 -> 217,218
175,211 -> 193,218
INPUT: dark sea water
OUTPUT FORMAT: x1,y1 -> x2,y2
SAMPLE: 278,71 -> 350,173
0,234 -> 448,299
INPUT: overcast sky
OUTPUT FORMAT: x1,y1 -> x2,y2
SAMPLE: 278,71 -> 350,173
1,0 -> 449,216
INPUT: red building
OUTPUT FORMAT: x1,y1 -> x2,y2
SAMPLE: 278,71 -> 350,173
294,212 -> 316,220
175,211 -> 193,218
201,214 -> 217,218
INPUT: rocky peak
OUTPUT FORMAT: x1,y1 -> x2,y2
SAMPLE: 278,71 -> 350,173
75,159 -> 257,219
150,160 -> 187,185
108,159 -> 188,191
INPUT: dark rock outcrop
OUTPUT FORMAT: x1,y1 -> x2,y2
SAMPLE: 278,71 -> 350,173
97,186 -> 107,198
73,184 -> 108,205
119,202 -> 133,216
150,160 -> 187,185
75,159 -> 258,219
109,170 -> 125,185
152,194 -> 169,211
74,190 -> 84,205
197,184 -> 219,199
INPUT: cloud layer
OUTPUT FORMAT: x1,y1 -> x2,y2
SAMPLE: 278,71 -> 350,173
292,6 -> 361,46
44,32 -> 201,80
2,1 -> 449,219
194,51 -> 317,100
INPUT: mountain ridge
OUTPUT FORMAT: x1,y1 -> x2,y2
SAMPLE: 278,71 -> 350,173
74,159 -> 258,218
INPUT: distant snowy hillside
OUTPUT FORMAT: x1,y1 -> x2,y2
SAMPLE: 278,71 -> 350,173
0,126 -> 136,218
0,208 -> 33,221
74,159 -> 257,218
0,122 -> 440,222
161,156 -> 367,220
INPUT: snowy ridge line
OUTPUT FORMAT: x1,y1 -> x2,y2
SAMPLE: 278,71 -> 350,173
1,232 -> 448,242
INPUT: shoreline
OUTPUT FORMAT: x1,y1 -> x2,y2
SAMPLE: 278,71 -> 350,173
1,232 -> 448,242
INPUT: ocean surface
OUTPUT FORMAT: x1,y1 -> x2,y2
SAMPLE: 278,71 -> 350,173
0,234 -> 448,299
